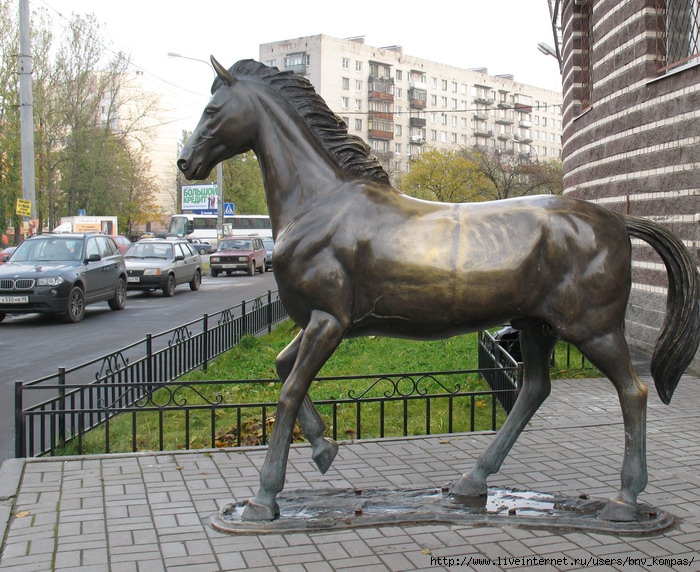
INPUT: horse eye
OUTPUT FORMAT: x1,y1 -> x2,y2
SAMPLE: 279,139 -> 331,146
205,108 -> 216,118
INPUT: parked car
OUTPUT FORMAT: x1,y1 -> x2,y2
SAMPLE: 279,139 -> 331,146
188,238 -> 213,255
0,246 -> 17,264
0,233 -> 127,323
262,237 -> 274,272
124,239 -> 202,296
109,235 -> 132,253
210,236 -> 266,277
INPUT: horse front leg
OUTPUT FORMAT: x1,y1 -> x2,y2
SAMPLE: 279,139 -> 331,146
242,311 -> 345,521
277,330 -> 339,474
452,323 -> 557,498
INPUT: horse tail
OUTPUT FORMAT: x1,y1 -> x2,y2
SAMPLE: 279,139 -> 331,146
624,215 -> 700,404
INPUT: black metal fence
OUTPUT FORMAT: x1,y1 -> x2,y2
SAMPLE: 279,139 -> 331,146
15,290 -> 288,458
27,370 -> 519,457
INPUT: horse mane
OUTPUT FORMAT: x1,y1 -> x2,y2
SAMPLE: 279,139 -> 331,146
213,59 -> 391,185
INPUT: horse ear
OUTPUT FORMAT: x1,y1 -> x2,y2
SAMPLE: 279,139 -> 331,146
211,56 -> 237,86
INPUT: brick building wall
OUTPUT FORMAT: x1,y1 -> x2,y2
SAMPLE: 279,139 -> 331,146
559,0 -> 700,371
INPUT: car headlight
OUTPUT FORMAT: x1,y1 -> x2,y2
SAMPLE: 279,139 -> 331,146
143,268 -> 162,276
37,276 -> 65,287
211,257 -> 220,263
238,256 -> 248,262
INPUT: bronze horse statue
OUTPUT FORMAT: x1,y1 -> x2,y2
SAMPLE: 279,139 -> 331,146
178,58 -> 700,522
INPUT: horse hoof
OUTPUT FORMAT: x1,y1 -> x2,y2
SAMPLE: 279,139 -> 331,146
451,474 -> 487,498
599,498 -> 640,522
312,438 -> 339,474
241,496 -> 280,521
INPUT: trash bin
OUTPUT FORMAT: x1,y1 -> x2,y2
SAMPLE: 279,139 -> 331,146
493,325 -> 522,362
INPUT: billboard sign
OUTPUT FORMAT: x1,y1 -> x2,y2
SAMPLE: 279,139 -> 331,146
182,184 -> 218,212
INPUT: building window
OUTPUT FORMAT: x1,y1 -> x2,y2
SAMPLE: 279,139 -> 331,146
656,0 -> 700,70
355,119 -> 363,131
341,97 -> 349,109
342,77 -> 350,90
356,79 -> 363,92
355,99 -> 362,111
396,69 -> 402,80
342,57 -> 350,69
355,61 -> 363,72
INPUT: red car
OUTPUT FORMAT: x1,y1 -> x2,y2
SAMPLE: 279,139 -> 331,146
0,246 -> 17,264
109,235 -> 132,254
209,236 -> 267,277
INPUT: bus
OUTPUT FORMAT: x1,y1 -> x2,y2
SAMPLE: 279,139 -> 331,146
167,214 -> 272,247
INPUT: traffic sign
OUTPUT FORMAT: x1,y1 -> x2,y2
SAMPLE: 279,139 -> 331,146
15,199 -> 31,217
223,203 -> 235,216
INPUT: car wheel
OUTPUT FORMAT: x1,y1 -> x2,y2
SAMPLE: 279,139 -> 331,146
210,269 -> 219,278
162,275 -> 176,297
248,261 -> 255,276
189,269 -> 202,291
199,248 -> 207,255
0,312 -> 5,323
259,261 -> 265,273
108,278 -> 127,310
61,286 -> 85,323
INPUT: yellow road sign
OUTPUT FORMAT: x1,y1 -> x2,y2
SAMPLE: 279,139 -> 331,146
15,199 -> 31,217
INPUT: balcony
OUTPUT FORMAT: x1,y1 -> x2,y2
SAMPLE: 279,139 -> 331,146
474,96 -> 494,105
410,135 -> 426,145
474,129 -> 494,138
409,116 -> 427,127
473,112 -> 488,121
495,116 -> 514,125
519,120 -> 533,128
408,88 -> 427,109
368,77 -> 395,101
369,128 -> 394,141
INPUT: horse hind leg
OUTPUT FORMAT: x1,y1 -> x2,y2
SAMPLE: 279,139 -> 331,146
577,330 -> 648,521
452,322 -> 557,498
276,330 -> 339,474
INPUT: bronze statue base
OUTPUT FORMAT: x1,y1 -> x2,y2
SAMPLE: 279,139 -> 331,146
211,486 -> 672,535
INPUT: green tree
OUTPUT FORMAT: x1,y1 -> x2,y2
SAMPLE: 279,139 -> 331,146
400,148 -> 489,203
461,147 -> 563,200
222,151 -> 267,214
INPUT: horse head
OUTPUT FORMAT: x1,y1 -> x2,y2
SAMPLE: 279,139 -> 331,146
177,56 -> 256,181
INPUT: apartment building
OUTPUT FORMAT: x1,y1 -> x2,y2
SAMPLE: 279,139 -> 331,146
259,35 -> 563,177
553,0 -> 700,370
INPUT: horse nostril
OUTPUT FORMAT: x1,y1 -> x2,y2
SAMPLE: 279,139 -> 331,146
177,158 -> 188,172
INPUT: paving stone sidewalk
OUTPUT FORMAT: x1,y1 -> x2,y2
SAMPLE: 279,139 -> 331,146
0,373 -> 699,571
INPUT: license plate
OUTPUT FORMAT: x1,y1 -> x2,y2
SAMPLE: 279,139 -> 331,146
221,264 -> 241,269
127,277 -> 141,283
0,295 -> 29,304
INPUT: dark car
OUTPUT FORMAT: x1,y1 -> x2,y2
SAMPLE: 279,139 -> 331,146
210,236 -> 266,277
124,239 -> 202,296
188,238 -> 213,255
0,233 -> 127,323
262,237 -> 274,272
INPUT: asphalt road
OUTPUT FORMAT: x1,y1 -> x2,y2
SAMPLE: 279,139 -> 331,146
0,270 -> 279,462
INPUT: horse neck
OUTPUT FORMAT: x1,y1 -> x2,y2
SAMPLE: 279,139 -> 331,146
251,99 -> 343,233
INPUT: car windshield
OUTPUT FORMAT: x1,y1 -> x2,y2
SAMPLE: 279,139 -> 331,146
124,243 -> 173,259
262,238 -> 274,248
219,240 -> 253,250
11,237 -> 83,262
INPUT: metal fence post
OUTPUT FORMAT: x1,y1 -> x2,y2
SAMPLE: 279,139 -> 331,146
146,334 -> 153,391
267,291 -> 273,333
241,299 -> 248,336
202,313 -> 209,372
58,367 -> 66,447
14,381 -> 24,458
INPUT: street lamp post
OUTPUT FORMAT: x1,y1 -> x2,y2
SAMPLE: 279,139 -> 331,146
167,52 -> 224,240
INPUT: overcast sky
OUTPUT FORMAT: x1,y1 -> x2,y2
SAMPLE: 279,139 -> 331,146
34,0 -> 562,132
